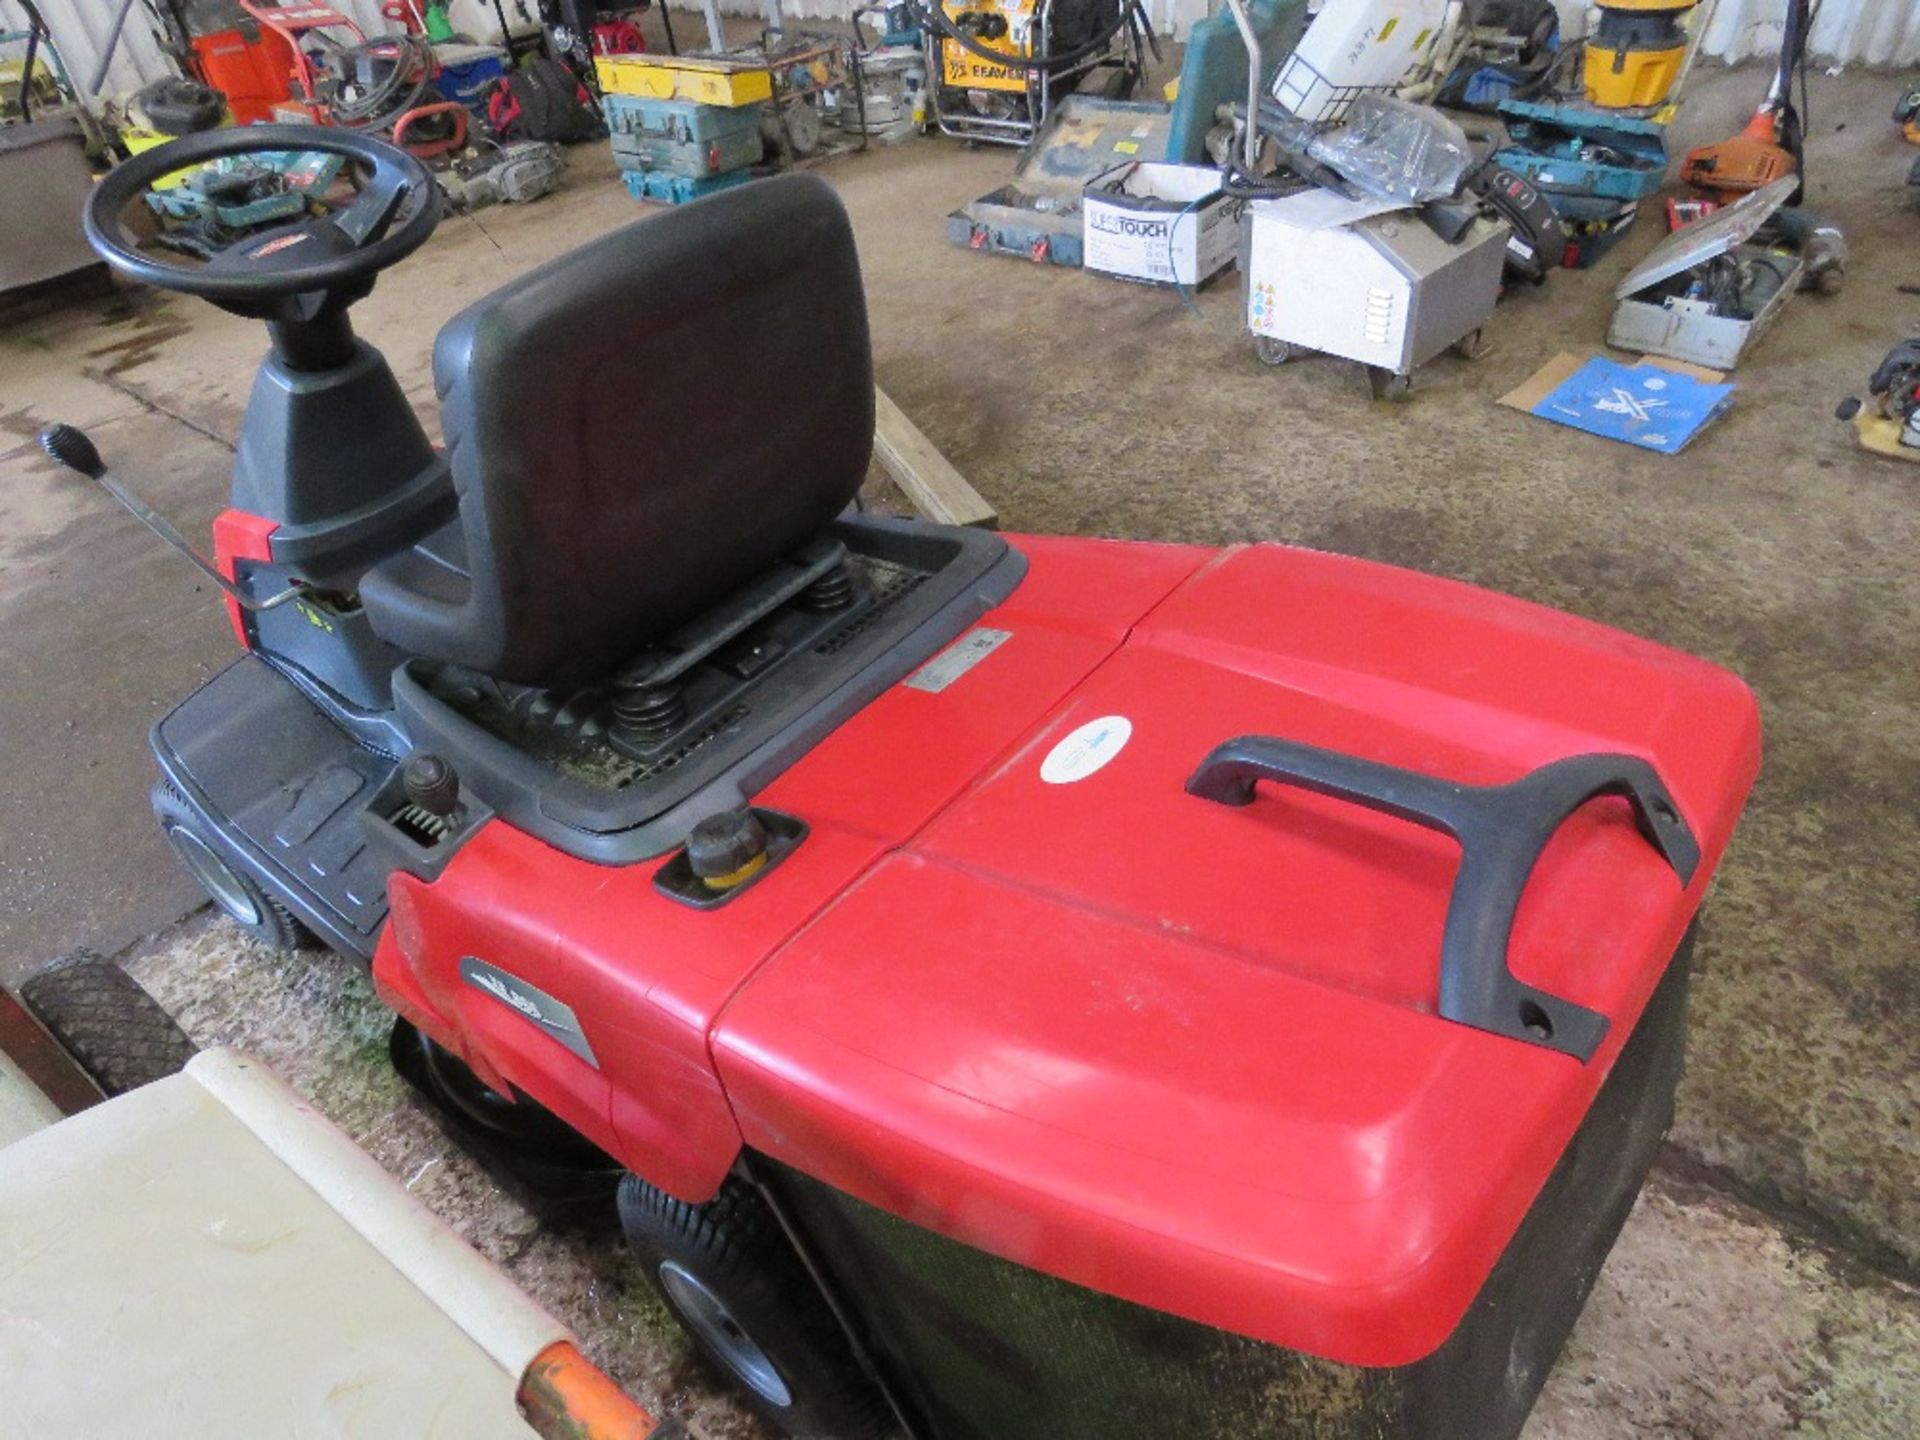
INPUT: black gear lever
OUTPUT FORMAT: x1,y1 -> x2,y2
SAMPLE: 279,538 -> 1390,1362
38,423 -> 303,614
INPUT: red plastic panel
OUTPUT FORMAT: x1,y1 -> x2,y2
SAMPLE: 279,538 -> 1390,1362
376,536 -> 1209,1201
211,508 -> 276,650
714,540 -> 1761,1365
756,534 -> 1211,842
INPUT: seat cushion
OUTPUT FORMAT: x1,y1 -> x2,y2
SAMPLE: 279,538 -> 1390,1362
361,174 -> 873,687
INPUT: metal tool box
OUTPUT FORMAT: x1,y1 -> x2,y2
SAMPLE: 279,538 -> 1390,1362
595,52 -> 774,107
604,94 -> 766,179
946,97 -> 1171,268
1244,193 -> 1509,388
1607,178 -> 1806,371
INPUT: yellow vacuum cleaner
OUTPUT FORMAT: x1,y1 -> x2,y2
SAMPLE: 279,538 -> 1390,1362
1585,0 -> 1698,109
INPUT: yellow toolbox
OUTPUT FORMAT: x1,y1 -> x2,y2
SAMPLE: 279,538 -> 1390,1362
594,54 -> 773,107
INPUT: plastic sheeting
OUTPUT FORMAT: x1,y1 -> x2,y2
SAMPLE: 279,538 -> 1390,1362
7,0 -> 1918,106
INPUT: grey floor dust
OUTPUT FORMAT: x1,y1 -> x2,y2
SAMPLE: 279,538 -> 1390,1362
2,44 -> 1916,1439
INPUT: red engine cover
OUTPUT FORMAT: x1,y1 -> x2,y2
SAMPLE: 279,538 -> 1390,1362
377,536 -> 1759,1366
712,540 -> 1759,1367
373,536 -> 1209,1200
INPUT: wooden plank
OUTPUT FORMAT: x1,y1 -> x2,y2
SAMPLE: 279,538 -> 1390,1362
872,386 -> 998,530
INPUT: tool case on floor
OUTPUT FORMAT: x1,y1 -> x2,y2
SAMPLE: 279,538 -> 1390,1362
1556,195 -> 1641,268
1495,98 -> 1671,202
1608,178 -> 1807,370
594,52 -> 773,107
947,98 -> 1173,268
621,167 -> 755,206
604,94 -> 765,178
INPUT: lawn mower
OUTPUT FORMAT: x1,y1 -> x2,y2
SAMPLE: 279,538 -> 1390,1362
52,127 -> 1762,1440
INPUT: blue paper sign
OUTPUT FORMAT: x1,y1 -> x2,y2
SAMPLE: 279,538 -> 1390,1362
1531,357 -> 1735,455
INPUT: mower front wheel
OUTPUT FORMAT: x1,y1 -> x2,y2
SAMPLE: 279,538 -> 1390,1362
152,783 -> 313,950
618,1174 -> 891,1439
19,951 -> 195,1096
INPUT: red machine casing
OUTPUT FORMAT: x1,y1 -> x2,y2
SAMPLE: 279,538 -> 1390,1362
373,534 -> 1760,1367
211,508 -> 278,649
190,28 -> 295,125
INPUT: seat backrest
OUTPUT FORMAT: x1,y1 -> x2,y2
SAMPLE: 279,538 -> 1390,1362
360,174 -> 873,688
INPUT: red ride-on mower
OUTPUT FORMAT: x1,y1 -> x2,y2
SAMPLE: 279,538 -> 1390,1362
55,127 -> 1761,1440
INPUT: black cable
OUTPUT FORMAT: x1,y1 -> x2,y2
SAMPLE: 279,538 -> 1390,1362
1793,0 -> 1816,195
1537,35 -> 1584,102
327,34 -> 435,130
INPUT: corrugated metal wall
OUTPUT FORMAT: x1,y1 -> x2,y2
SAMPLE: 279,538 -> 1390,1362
0,0 -> 401,98
1702,0 -> 1920,66
6,0 -> 1916,102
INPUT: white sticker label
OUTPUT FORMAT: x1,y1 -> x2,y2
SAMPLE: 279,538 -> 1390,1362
904,627 -> 1012,693
1040,716 -> 1133,785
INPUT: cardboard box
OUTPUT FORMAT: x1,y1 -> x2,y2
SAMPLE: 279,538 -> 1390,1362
1082,162 -> 1239,288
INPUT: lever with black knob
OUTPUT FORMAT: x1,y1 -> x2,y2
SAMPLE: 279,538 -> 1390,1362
37,422 -> 303,614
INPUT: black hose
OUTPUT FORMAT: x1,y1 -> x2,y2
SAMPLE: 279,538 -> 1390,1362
327,34 -> 436,130
917,0 -> 1145,76
1781,0 -> 1814,199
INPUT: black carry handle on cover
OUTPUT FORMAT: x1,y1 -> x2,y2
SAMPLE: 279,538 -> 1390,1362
1186,737 -> 1701,1062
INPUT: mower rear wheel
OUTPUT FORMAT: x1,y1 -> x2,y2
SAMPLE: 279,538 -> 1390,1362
152,783 -> 313,950
18,951 -> 195,1096
618,1174 -> 891,1439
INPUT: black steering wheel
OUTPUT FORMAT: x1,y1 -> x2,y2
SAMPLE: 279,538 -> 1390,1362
85,126 -> 440,319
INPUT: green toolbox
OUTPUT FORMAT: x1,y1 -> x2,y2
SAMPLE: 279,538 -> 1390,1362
604,94 -> 764,181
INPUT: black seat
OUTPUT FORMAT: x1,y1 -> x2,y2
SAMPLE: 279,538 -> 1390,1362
360,174 -> 874,689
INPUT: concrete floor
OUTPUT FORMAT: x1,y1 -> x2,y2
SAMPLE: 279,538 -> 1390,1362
1,49 -> 1917,1439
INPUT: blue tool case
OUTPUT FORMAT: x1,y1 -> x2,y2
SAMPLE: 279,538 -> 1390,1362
1494,99 -> 1670,202
603,94 -> 766,178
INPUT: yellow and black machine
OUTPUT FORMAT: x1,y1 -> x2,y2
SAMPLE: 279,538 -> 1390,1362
922,0 -> 1149,146
1837,340 -> 1920,465
1585,0 -> 1699,110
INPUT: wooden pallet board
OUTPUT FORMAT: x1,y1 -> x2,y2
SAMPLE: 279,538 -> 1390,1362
872,387 -> 998,530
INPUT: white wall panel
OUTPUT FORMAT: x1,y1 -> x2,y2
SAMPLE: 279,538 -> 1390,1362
1701,0 -> 1920,66
0,0 -> 406,100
